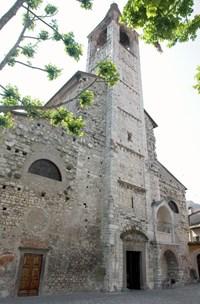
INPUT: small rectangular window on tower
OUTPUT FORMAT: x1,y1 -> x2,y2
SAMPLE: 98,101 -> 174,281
131,197 -> 134,209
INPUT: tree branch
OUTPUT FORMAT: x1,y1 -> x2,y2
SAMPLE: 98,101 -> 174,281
164,0 -> 182,17
22,4 -> 65,43
13,60 -> 46,72
0,76 -> 99,112
0,23 -> 28,70
60,76 -> 99,106
23,35 -> 41,40
0,0 -> 27,30
0,4 -> 32,71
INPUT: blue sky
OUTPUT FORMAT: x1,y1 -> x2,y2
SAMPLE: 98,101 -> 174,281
1,0 -> 200,202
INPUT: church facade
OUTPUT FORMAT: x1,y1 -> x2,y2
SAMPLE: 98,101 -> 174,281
0,4 -> 190,298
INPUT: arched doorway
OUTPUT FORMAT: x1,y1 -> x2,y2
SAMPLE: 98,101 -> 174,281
121,229 -> 148,290
161,250 -> 179,283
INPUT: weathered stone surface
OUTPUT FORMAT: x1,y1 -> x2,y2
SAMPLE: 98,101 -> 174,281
0,255 -> 14,266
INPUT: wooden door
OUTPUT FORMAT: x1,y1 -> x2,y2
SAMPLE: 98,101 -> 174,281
18,253 -> 43,296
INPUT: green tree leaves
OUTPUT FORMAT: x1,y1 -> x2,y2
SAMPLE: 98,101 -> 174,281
44,108 -> 85,136
44,3 -> 57,15
44,64 -> 62,80
0,113 -> 14,128
21,44 -> 36,58
28,0 -> 43,10
21,96 -> 43,117
193,66 -> 200,94
63,32 -> 83,61
1,85 -> 21,106
61,113 -> 85,136
0,1 -> 83,75
77,0 -> 93,10
79,90 -> 94,108
121,0 -> 199,49
121,0 -> 200,92
0,1 -> 120,138
38,30 -> 49,40
97,60 -> 120,87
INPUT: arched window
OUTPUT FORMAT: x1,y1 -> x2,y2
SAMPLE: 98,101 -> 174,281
120,29 -> 130,50
168,201 -> 179,214
28,159 -> 62,181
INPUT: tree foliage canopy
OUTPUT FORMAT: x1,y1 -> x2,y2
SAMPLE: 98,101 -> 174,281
0,0 -> 119,136
121,0 -> 200,92
121,0 -> 200,49
0,0 -> 199,136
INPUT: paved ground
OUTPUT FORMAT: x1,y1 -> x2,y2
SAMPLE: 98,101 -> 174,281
1,284 -> 200,304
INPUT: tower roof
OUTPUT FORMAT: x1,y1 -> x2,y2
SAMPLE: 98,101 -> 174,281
87,3 -> 121,39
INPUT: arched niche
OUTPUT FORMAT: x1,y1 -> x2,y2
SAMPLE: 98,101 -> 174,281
157,206 -> 172,233
161,250 -> 179,283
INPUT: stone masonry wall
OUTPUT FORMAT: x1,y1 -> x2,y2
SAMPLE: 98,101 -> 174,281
0,78 -> 107,298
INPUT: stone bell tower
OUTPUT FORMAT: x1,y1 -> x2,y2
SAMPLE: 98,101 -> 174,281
86,4 -> 151,291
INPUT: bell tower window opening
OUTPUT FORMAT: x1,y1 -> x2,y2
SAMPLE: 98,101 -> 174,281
97,29 -> 107,49
120,30 -> 130,50
28,159 -> 62,181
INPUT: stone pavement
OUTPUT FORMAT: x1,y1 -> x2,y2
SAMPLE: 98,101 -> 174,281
1,284 -> 200,304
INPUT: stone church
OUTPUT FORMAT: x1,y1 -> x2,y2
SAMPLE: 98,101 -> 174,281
0,3 -> 191,298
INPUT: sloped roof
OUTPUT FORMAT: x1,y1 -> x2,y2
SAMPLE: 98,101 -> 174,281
45,71 -> 101,107
157,160 -> 187,190
144,109 -> 158,128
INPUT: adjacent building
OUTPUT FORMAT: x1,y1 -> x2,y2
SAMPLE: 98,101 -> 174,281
188,205 -> 200,279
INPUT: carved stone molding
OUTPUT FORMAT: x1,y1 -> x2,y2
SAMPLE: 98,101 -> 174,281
118,179 -> 146,194
117,106 -> 141,123
116,143 -> 144,159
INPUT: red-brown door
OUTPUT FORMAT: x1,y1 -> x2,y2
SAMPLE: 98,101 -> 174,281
18,253 -> 43,296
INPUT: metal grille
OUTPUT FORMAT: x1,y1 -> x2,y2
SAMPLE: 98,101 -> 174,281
28,159 -> 62,181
